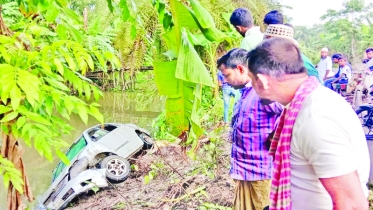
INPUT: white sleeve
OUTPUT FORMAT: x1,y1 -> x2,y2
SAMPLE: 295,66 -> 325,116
340,66 -> 347,75
296,116 -> 356,178
326,57 -> 332,70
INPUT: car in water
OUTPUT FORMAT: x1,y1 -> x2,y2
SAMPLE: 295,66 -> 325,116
37,123 -> 154,210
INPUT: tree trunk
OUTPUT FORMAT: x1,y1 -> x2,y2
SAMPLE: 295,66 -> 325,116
0,7 -> 33,209
1,131 -> 34,210
351,36 -> 357,63
83,7 -> 88,32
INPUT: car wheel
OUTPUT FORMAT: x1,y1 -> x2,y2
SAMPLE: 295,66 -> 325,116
99,155 -> 130,183
139,132 -> 154,149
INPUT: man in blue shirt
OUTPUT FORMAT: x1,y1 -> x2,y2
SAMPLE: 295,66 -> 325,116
218,71 -> 240,124
332,53 -> 353,72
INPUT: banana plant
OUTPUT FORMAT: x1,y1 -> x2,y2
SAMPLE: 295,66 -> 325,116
152,0 -> 229,156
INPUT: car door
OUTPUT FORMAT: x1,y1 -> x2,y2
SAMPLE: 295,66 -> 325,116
98,125 -> 144,158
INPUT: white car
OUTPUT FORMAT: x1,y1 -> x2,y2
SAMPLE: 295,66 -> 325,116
37,123 -> 153,210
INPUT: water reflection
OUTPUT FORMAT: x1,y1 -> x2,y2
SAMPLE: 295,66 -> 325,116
0,91 -> 164,208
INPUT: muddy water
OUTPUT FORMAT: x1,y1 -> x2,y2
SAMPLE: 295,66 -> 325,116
0,91 -> 164,209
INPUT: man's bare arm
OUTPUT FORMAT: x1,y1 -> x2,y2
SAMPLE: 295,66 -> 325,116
319,171 -> 368,210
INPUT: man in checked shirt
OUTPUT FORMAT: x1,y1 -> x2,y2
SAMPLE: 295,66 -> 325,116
217,48 -> 283,210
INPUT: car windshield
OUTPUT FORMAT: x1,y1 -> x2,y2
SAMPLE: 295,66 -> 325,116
52,136 -> 87,182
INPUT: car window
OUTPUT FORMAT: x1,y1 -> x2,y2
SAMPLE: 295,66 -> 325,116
52,136 -> 87,181
91,129 -> 110,142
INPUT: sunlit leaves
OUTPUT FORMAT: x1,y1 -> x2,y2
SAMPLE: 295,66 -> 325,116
0,112 -> 19,123
53,57 -> 64,75
119,0 -> 130,22
0,105 -> 12,115
153,0 -> 220,141
61,7 -> 82,24
175,29 -> 214,87
16,116 -> 26,129
106,0 -> 114,12
189,0 -> 215,29
90,105 -> 104,124
0,5 -> 108,193
55,150 -> 70,166
0,155 -> 24,194
76,104 -> 88,124
10,87 -> 22,110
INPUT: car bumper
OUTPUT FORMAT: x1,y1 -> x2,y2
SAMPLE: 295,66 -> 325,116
39,169 -> 108,210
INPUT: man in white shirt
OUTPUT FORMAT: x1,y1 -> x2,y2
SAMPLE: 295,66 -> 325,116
245,37 -> 369,210
230,8 -> 263,51
316,47 -> 333,81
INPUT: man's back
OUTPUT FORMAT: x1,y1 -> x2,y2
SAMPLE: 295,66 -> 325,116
240,27 -> 263,51
301,54 -> 321,83
290,85 -> 369,210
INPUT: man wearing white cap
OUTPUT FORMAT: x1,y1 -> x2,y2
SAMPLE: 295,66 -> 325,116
263,24 -> 321,83
316,48 -> 333,81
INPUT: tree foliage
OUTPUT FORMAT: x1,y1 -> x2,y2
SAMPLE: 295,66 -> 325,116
295,0 -> 373,64
0,0 -> 119,208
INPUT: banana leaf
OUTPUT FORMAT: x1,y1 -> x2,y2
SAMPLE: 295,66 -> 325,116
189,0 -> 215,29
152,0 -> 219,139
175,29 -> 214,87
153,61 -> 198,135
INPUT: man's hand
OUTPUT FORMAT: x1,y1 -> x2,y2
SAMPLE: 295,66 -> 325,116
320,171 -> 368,210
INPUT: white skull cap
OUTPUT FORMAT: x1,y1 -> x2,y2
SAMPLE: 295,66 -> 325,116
321,47 -> 329,52
264,24 -> 299,47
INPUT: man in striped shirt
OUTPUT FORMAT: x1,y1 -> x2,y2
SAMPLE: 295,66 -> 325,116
217,48 -> 283,210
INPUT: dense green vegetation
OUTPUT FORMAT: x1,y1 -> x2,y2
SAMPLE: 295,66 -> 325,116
3,0 -> 373,208
0,0 -> 283,208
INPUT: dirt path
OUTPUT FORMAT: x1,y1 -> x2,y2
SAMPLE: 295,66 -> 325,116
66,127 -> 234,210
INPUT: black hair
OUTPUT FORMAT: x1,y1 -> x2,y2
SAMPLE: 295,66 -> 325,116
338,55 -> 347,61
284,23 -> 293,28
366,48 -> 373,53
332,53 -> 342,60
217,48 -> 250,69
247,38 -> 306,78
230,8 -> 253,27
263,10 -> 284,25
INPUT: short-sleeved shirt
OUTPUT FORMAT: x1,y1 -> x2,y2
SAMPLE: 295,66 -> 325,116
240,27 -> 264,51
339,65 -> 352,80
316,56 -> 333,81
364,58 -> 373,71
217,71 -> 230,89
290,85 -> 369,210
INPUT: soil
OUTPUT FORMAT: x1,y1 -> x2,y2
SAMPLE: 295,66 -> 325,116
66,127 -> 234,210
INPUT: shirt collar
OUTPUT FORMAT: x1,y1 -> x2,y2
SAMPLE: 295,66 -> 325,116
239,82 -> 252,94
245,26 -> 261,37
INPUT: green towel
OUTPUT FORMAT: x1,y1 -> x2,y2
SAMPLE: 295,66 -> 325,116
301,54 -> 322,83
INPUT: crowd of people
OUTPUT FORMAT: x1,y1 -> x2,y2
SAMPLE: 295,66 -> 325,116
217,9 -> 370,210
316,48 -> 353,91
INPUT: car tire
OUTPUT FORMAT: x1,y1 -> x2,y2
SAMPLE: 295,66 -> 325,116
139,132 -> 154,149
99,155 -> 130,183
